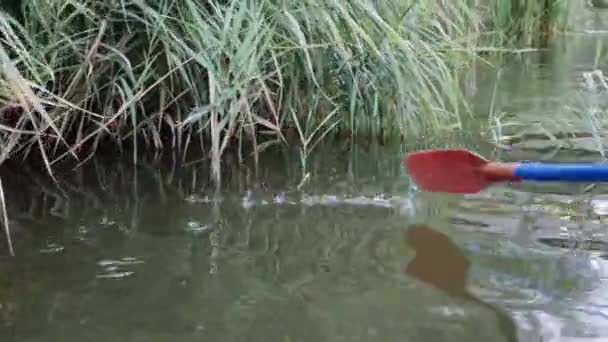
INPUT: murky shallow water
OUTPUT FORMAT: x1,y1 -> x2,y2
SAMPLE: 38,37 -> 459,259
3,4 -> 608,342
1,141 -> 608,342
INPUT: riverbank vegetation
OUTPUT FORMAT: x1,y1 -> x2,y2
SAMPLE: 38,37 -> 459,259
489,0 -> 571,46
0,0 -> 571,181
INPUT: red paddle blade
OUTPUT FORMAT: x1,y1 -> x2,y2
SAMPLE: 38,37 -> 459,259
403,149 -> 491,193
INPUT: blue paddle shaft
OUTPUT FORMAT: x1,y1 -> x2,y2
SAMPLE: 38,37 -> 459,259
513,162 -> 608,181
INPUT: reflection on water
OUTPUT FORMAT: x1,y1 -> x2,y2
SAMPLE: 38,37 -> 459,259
405,224 -> 518,342
0,142 -> 607,341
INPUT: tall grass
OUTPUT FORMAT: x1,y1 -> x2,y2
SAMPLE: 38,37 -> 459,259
489,0 -> 571,46
0,0 -> 486,182
0,0 -> 575,180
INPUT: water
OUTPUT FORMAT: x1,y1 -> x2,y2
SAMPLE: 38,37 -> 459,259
4,5 -> 608,342
0,142 -> 605,342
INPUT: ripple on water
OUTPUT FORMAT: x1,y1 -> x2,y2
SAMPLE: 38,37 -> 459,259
237,190 -> 412,211
75,225 -> 89,241
184,220 -> 213,235
511,310 -> 564,342
99,216 -> 117,227
184,193 -> 223,204
39,241 -> 65,254
590,196 -> 608,216
185,193 -> 212,204
458,189 -> 608,339
96,257 -> 144,279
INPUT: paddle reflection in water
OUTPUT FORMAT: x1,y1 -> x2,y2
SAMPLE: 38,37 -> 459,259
405,224 -> 519,342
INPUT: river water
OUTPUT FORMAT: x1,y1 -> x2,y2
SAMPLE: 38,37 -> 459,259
3,4 -> 608,342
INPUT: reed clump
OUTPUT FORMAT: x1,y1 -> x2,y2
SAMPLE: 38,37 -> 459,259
489,0 -> 571,46
0,0 -> 573,181
0,0 -> 486,179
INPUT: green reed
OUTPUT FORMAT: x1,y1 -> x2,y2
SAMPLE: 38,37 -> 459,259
489,0 -> 571,46
0,0 -> 574,186
0,0 -> 487,181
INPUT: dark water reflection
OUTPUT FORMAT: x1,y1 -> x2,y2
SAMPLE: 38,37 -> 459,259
0,140 -> 607,341
405,224 -> 518,342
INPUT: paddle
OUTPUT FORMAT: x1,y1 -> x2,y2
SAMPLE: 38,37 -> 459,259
403,148 -> 608,194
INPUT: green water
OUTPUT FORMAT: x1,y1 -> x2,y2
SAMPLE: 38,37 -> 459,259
4,142 -> 607,342
4,5 -> 608,342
